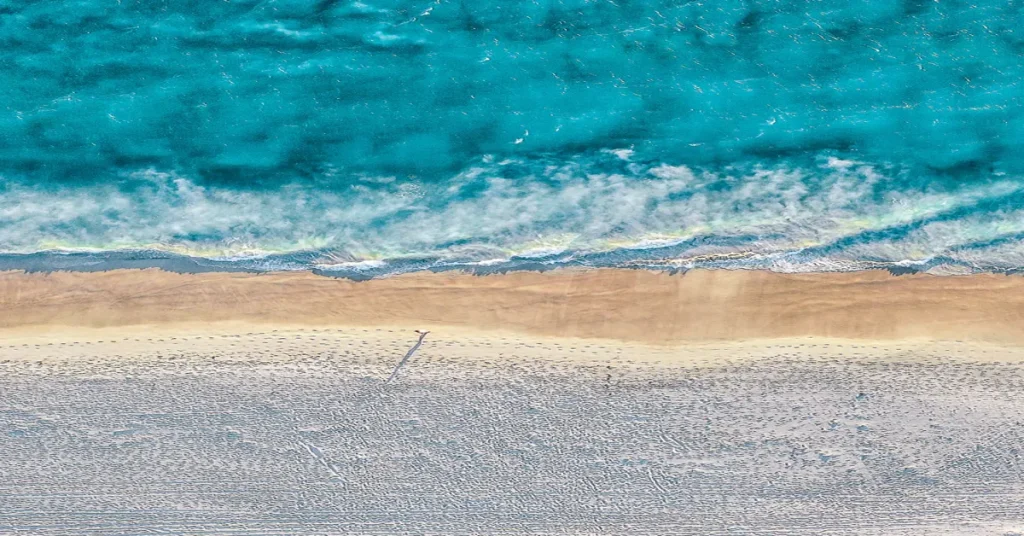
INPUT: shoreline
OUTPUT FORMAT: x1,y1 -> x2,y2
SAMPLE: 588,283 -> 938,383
1,267 -> 1023,347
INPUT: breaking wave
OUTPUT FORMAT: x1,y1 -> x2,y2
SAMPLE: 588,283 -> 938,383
2,155 -> 1024,277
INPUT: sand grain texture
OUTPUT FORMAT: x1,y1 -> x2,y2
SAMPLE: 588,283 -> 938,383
3,328 -> 1024,535
1,268 -> 1023,345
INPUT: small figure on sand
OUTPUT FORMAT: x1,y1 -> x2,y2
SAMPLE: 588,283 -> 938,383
385,329 -> 430,384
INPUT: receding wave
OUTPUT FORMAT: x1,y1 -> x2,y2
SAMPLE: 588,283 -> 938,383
2,155 -> 1023,277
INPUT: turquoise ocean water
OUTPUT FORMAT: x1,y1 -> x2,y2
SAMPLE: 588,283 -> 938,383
1,0 -> 1022,277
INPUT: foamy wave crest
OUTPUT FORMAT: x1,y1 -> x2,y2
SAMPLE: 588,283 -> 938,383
1,155 -> 1023,276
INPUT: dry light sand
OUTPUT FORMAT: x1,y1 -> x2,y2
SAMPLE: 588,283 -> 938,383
5,268 -> 1024,535
0,267 -> 1022,347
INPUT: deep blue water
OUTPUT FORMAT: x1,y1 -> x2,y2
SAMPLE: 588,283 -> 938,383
1,0 -> 1022,276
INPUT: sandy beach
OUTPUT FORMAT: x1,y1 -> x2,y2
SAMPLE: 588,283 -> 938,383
3,275 -> 1024,535
1,267 -> 1023,346
4,270 -> 1024,535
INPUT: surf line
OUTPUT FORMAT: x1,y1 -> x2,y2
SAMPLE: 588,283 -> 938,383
385,329 -> 430,384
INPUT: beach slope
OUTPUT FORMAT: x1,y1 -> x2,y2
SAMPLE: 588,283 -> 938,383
1,268 -> 1022,345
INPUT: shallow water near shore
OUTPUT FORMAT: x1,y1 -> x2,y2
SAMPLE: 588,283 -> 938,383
2,1 -> 1024,275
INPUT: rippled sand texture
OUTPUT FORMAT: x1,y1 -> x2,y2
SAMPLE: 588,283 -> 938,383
2,328 -> 1024,535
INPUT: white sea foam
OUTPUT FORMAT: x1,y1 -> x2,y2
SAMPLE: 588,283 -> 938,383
1,159 -> 1022,273
314,259 -> 388,271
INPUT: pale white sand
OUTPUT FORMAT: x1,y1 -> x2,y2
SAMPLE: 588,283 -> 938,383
3,321 -> 1024,535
